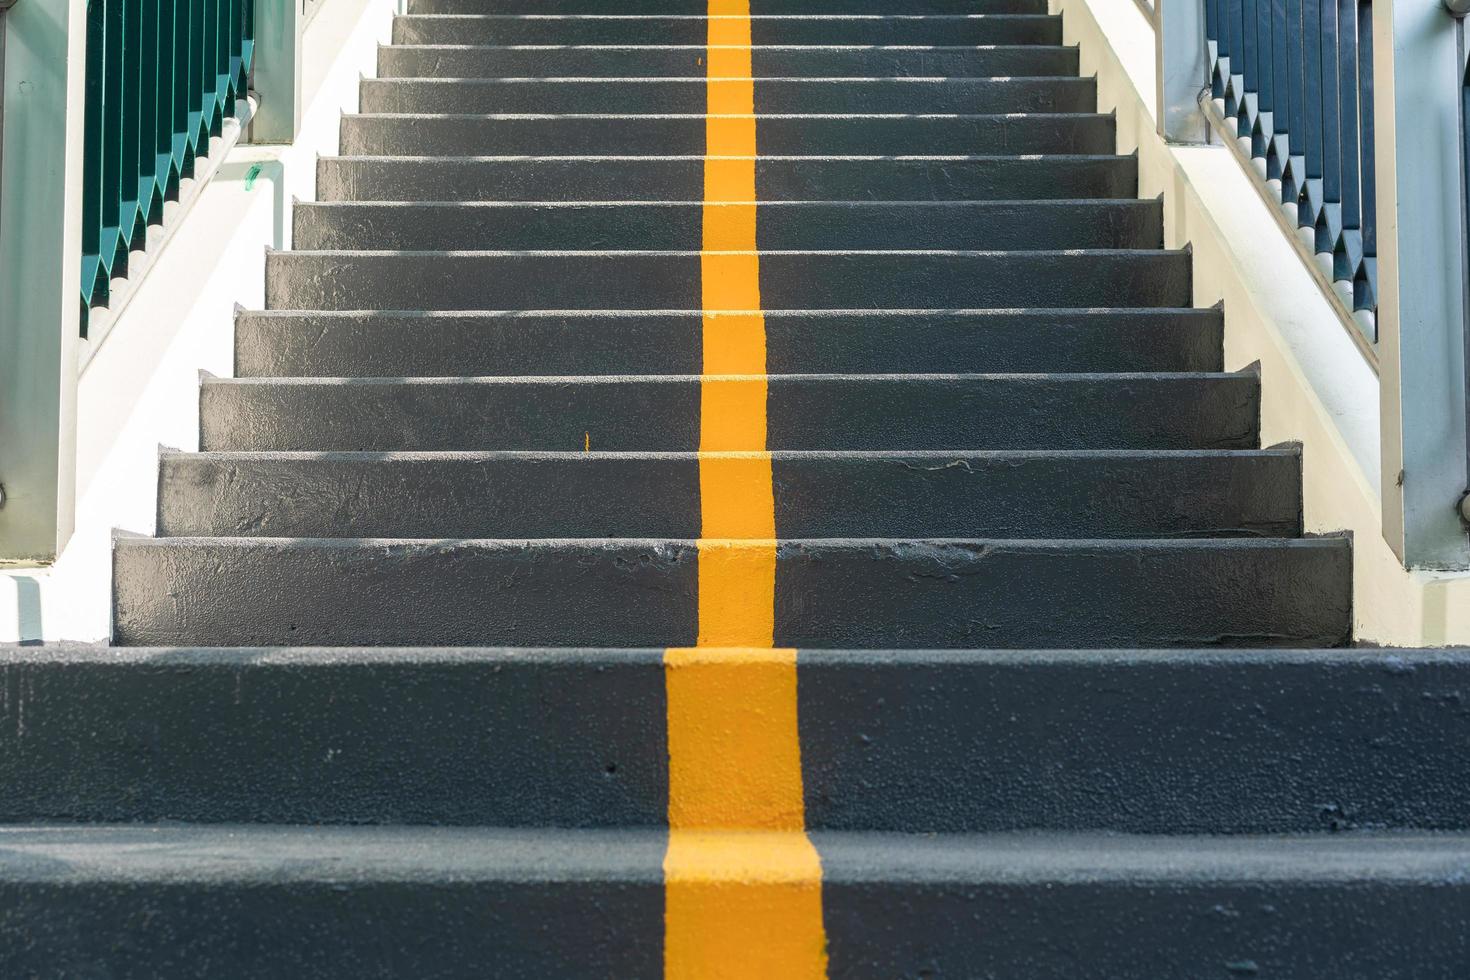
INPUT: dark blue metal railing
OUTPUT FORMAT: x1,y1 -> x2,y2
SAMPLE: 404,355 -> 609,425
1205,0 -> 1377,326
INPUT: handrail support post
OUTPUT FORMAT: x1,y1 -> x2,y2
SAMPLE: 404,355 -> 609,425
0,0 -> 86,563
250,0 -> 304,143
1156,0 -> 1211,144
1375,0 -> 1470,568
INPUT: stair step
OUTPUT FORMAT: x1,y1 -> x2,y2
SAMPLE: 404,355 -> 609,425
291,200 -> 1162,251
377,43 -> 1080,79
0,648 -> 1456,829
358,76 -> 1098,114
156,448 -> 1301,539
316,153 -> 1139,203
339,112 -> 1118,155
198,372 -> 1257,452
234,309 -> 1224,377
0,826 -> 1463,977
264,250 -> 1189,310
407,0 -> 1052,13
111,536 -> 1349,648
391,14 -> 1065,46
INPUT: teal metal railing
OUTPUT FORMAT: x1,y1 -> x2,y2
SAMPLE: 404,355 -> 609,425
80,0 -> 255,330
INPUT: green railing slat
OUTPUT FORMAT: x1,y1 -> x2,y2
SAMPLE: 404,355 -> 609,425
80,0 -> 254,327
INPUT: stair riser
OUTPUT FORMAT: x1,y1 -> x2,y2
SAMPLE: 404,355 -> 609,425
357,77 -> 1098,114
408,0 -> 1052,13
291,201 -> 1163,252
316,155 -> 1139,203
0,652 -> 668,826
264,251 -> 1190,311
111,538 -> 1350,648
0,879 -> 665,979
234,310 -> 1225,378
338,113 -> 1118,156
6,650 -> 1465,832
377,44 -> 1079,79
821,877 -> 1470,979
1,824 -> 1462,977
2,863 -> 1465,979
391,15 -> 1065,46
156,451 -> 1301,539
199,375 -> 1257,453
802,651 -> 1470,833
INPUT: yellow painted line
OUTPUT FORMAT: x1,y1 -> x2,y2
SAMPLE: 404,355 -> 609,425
662,1 -> 828,977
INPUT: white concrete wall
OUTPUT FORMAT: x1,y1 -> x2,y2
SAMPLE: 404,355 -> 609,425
0,0 -> 395,642
1058,0 -> 1470,644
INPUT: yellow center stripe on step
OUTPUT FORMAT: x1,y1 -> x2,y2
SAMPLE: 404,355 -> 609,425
662,1 -> 828,977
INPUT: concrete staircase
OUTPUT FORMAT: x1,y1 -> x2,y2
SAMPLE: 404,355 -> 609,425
4,0 -> 1469,975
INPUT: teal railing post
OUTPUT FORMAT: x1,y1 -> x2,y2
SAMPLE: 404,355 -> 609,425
248,0 -> 301,143
1374,0 -> 1470,568
0,0 -> 88,563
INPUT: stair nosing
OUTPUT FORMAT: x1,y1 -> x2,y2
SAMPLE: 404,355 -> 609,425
201,369 -> 1247,385
320,152 -> 1131,161
162,447 -> 1298,461
237,306 -> 1214,319
377,42 -> 1080,51
116,535 -> 1345,549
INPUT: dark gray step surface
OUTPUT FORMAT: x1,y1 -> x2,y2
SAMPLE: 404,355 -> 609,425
234,309 -> 1224,378
316,154 -> 1139,203
264,250 -> 1190,311
0,648 -> 1462,830
357,76 -> 1098,114
111,536 -> 1349,648
4,826 -> 1466,978
377,43 -> 1080,79
291,200 -> 1162,251
391,14 -> 1065,46
338,112 -> 1118,156
155,448 -> 1301,540
198,373 -> 1257,452
408,0 -> 1052,13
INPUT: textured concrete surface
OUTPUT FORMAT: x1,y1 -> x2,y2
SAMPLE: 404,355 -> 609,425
389,13 -> 1065,46
316,154 -> 1140,203
800,648 -> 1470,832
292,200 -> 1162,252
0,648 -> 668,825
112,536 -> 1350,648
264,249 -> 1190,311
157,448 -> 1300,539
339,112 -> 1119,156
235,308 -> 1222,378
199,372 -> 1257,452
8,648 -> 1470,831
356,76 -> 1099,114
377,43 -> 1079,79
0,825 -> 1467,977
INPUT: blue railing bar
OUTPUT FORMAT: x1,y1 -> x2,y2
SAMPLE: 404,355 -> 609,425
1283,0 -> 1307,200
1357,0 -> 1376,261
1336,0 -> 1360,231
1268,0 -> 1290,178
